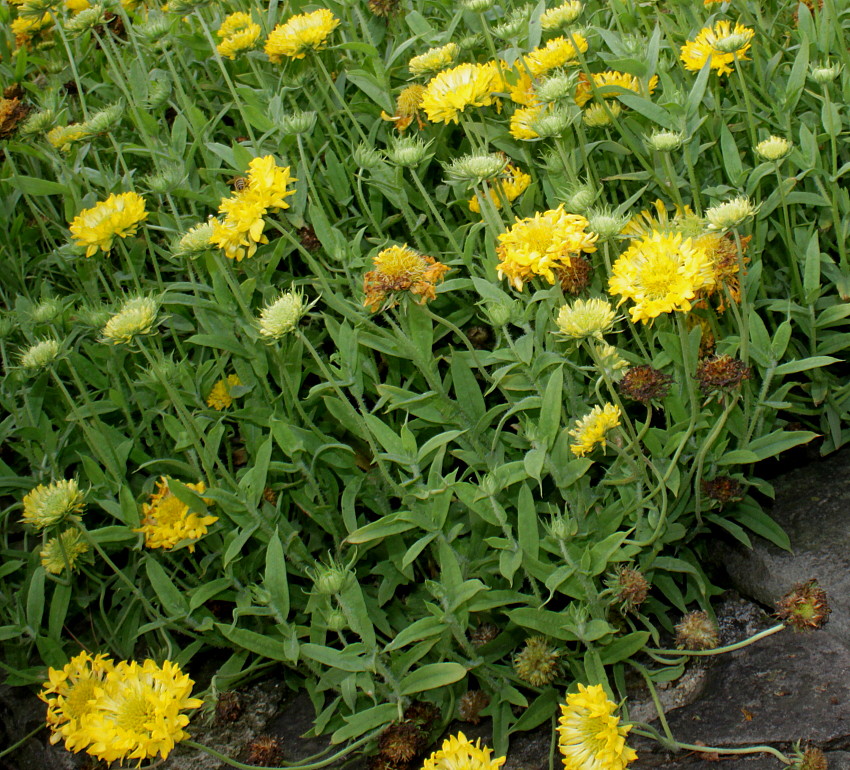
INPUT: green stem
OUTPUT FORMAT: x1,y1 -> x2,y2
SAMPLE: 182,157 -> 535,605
0,723 -> 44,759
648,623 -> 785,656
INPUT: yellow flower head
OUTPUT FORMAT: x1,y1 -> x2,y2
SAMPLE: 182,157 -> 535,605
608,231 -> 715,323
40,528 -> 90,575
363,244 -> 450,312
73,659 -> 203,764
206,374 -> 242,410
258,290 -> 312,339
135,477 -> 217,552
525,34 -> 588,77
380,84 -> 427,132
501,64 -> 536,106
569,404 -> 621,456
574,70 -> 658,108
509,103 -> 544,140
422,732 -> 506,770
22,479 -> 85,530
420,62 -> 501,124
265,8 -> 339,62
496,206 -> 597,291
102,296 -> 159,344
41,652 -> 115,753
540,0 -> 583,30
469,163 -> 531,213
216,13 -> 261,59
680,20 -> 755,77
558,683 -> 637,769
556,298 -> 616,340
583,101 -> 621,127
47,124 -> 87,152
409,42 -> 459,76
69,192 -> 147,258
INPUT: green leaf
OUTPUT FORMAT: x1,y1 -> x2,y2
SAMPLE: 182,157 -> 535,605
345,512 -> 416,544
384,616 -> 445,652
539,365 -> 563,449
773,356 -> 839,376
599,631 -> 650,664
399,662 -> 467,695
224,522 -> 258,567
744,430 -> 818,461
734,504 -> 791,550
263,529 -> 289,620
216,624 -> 298,662
506,608 -> 578,641
145,559 -> 189,617
331,703 -> 398,744
510,689 -> 559,733
517,484 -> 539,561
11,176 -> 68,196
301,642 -> 369,672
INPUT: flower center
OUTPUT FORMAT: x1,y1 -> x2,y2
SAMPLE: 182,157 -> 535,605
117,691 -> 155,733
64,678 -> 98,719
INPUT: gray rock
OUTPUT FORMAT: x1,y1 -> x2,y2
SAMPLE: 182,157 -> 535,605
719,448 -> 850,646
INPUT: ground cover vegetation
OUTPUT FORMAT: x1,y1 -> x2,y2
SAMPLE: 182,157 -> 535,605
0,0 -> 848,764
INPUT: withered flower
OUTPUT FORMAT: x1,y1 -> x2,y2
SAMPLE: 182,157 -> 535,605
618,365 -> 673,404
606,565 -> 649,613
695,354 -> 750,395
776,580 -> 831,632
246,735 -> 282,766
215,691 -> 243,723
0,97 -> 32,138
513,636 -> 561,686
701,475 -> 745,506
378,722 -> 428,764
469,623 -> 499,647
458,690 -> 490,725
675,610 -> 719,650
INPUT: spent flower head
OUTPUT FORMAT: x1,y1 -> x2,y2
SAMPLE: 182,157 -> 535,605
675,610 -> 719,650
619,365 -> 672,403
513,636 -> 561,686
776,580 -> 831,632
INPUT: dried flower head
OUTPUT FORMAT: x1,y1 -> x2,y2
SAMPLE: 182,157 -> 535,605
555,298 -> 616,340
0,96 -> 31,138
458,690 -> 490,725
246,735 -> 282,766
695,354 -> 751,394
557,256 -> 593,295
701,475 -> 745,506
514,636 -> 561,686
22,479 -> 85,530
618,365 -> 672,404
558,684 -> 637,770
38,529 -> 87,579
776,580 -> 831,632
69,192 -> 147,257
794,745 -> 828,770
675,610 -> 719,650
136,477 -> 217,552
214,691 -> 243,724
264,9 -> 339,62
470,623 -> 499,647
367,0 -> 398,18
378,722 -> 428,763
403,700 -> 441,725
606,566 -> 650,613
381,84 -> 426,132
363,244 -> 449,312
570,403 -> 620,457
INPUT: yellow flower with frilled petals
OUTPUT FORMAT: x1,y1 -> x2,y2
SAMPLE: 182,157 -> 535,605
469,163 -> 531,213
558,683 -> 637,768
206,374 -> 241,410
381,84 -> 427,132
102,297 -> 159,344
421,62 -> 501,124
135,477 -> 217,552
264,8 -> 339,62
509,103 -> 544,140
22,479 -> 85,530
569,404 -> 621,457
608,231 -> 715,323
408,42 -> 459,76
74,659 -> 203,764
363,244 -> 450,312
422,732 -> 506,770
40,652 -> 114,753
40,528 -> 89,575
217,11 -> 252,38
680,20 -> 755,77
556,298 -> 616,340
574,70 -> 658,108
540,0 -> 583,29
69,192 -> 147,257
216,13 -> 261,59
496,206 -> 597,291
525,34 -> 588,77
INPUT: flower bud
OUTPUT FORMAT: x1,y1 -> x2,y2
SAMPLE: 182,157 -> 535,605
535,72 -> 578,103
583,101 -> 621,127
444,152 -> 507,186
81,103 -> 123,136
563,182 -> 597,213
31,299 -> 63,325
281,110 -> 316,135
548,513 -> 577,541
461,0 -> 495,10
483,298 -> 516,327
64,4 -> 106,35
458,690 -> 490,725
146,76 -> 172,110
705,195 -> 759,231
326,609 -> 347,632
755,135 -> 792,162
101,297 -> 159,345
386,136 -> 432,168
645,129 -> 684,152
555,297 -> 616,340
20,338 -> 60,371
22,479 -> 85,530
20,108 -> 55,136
587,207 -> 629,240
713,32 -> 752,54
313,563 -> 350,595
258,290 -> 312,340
174,221 -> 215,256
144,164 -> 186,195
531,105 -> 576,137
810,62 -> 841,84
353,142 -> 383,170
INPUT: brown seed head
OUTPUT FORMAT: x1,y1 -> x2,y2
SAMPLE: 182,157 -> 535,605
403,699 -> 440,726
378,722 -> 427,763
797,745 -> 828,770
695,354 -> 751,395
298,225 -> 322,253
215,691 -> 243,723
556,256 -> 593,295
607,565 -> 649,612
0,97 -> 31,139
246,735 -> 282,766
675,610 -> 719,650
618,364 -> 673,403
513,636 -> 561,686
466,325 -> 493,349
701,476 -> 745,506
776,580 -> 831,632
458,690 -> 490,724
368,0 -> 399,17
469,622 -> 499,647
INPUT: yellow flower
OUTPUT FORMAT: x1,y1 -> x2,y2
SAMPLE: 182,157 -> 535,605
558,683 -> 637,769
755,135 -> 792,162
422,732 -> 506,770
135,477 -> 217,552
469,163 -> 531,213
420,62 -> 501,124
210,156 -> 296,261
22,479 -> 85,530
408,42 -> 459,76
541,0 -> 583,29
569,404 -> 621,457
525,34 -> 588,77
608,231 -> 715,323
380,84 -> 426,132
574,70 -> 658,108
206,374 -> 241,410
501,64 -> 536,106
556,298 -> 616,340
12,13 -> 52,48
216,13 -> 261,59
363,244 -> 450,312
583,101 -> 621,127
69,192 -> 147,257
496,206 -> 597,291
102,296 -> 159,344
40,528 -> 89,575
40,652 -> 115,753
705,195 -> 759,231
74,659 -> 203,764
680,20 -> 755,77
509,103 -> 544,140
265,8 -> 339,62
65,0 -> 90,11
